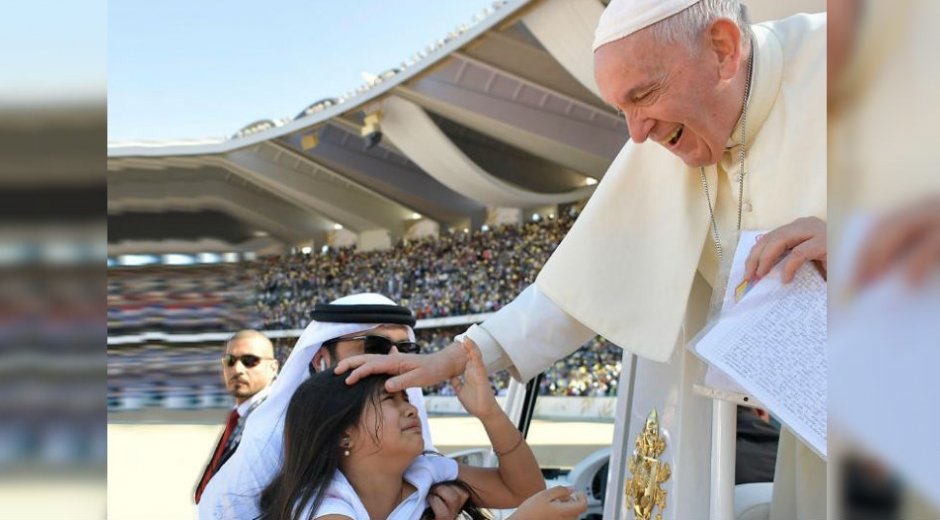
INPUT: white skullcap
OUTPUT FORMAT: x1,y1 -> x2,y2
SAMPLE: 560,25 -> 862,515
329,292 -> 398,306
593,0 -> 700,51
198,292 -> 433,520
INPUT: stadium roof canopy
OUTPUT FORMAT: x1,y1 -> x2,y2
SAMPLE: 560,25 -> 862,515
107,0 -> 825,254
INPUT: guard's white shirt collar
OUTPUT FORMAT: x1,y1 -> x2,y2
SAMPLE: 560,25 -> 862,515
235,384 -> 271,417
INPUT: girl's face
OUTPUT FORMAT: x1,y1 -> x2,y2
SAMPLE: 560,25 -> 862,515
351,388 -> 423,459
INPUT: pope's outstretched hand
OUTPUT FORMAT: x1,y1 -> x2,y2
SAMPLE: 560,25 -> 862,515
335,337 -> 472,393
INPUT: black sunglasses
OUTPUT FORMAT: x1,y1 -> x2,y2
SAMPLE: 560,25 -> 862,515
221,354 -> 274,368
322,334 -> 422,356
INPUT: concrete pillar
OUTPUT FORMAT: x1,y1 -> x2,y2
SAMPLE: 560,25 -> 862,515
327,228 -> 358,249
405,218 -> 439,241
357,229 -> 392,251
485,207 -> 522,228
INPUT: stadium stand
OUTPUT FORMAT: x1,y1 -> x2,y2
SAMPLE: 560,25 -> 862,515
107,212 -> 624,409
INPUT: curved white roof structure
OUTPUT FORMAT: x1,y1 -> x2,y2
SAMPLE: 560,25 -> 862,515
107,0 -> 825,253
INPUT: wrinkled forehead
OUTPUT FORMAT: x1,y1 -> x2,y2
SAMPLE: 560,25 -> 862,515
595,29 -> 672,76
595,32 -> 689,104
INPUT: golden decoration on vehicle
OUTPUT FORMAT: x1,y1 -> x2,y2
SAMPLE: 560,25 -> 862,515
625,409 -> 671,520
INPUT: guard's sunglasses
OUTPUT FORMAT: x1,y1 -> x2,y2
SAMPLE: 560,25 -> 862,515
322,335 -> 422,355
221,354 -> 274,368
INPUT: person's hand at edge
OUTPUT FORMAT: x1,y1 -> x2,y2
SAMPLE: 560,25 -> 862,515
852,199 -> 940,287
507,486 -> 588,520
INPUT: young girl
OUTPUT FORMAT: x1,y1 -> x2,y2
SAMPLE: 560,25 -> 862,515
259,342 -> 586,520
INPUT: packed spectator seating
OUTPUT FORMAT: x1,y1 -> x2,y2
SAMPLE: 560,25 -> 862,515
416,327 -> 622,397
108,213 -> 578,333
108,264 -> 259,334
107,210 -> 624,405
107,327 -> 621,408
255,212 -> 577,328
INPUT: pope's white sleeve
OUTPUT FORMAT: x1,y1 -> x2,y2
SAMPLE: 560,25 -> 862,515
461,284 -> 595,383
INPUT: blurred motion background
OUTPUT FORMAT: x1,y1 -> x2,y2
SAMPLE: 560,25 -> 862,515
829,0 -> 940,518
6,0 -> 940,517
0,0 -> 106,518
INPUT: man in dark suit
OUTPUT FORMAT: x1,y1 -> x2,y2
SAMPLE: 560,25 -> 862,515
194,330 -> 279,503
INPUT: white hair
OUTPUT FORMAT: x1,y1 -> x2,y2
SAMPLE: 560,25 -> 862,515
649,0 -> 751,53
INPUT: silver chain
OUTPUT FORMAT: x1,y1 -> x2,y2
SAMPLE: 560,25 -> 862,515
701,43 -> 754,262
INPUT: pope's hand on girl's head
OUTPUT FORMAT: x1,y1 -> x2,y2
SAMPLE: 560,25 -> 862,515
334,353 -> 398,383
336,347 -> 465,393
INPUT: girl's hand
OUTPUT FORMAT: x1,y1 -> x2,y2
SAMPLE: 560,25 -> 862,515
451,340 -> 500,420
508,486 -> 588,520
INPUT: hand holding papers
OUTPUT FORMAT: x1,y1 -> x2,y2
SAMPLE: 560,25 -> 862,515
693,231 -> 827,459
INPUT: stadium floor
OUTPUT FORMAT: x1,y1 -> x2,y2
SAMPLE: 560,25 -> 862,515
108,412 -> 614,520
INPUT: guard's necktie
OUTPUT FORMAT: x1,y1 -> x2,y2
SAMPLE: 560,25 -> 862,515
194,409 -> 239,504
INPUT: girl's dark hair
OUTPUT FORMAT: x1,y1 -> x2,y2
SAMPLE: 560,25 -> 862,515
258,370 -> 386,520
257,371 -> 491,520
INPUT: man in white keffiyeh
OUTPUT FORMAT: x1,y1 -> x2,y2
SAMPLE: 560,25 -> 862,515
198,293 -> 468,520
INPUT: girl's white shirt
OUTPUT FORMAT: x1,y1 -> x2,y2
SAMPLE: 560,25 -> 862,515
305,454 -> 458,520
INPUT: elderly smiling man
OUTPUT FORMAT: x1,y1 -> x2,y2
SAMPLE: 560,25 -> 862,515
340,1 -> 827,518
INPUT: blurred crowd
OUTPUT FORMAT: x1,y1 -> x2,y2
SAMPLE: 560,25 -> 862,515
107,211 -> 625,404
415,328 -> 621,397
107,327 -> 622,408
107,214 -> 578,334
108,264 -> 259,334
256,213 -> 576,328
538,337 -> 621,397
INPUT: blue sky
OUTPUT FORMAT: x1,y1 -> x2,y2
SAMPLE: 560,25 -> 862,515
0,0 -> 106,105
108,0 -> 496,142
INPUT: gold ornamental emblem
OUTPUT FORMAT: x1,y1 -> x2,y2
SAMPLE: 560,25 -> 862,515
625,409 -> 671,520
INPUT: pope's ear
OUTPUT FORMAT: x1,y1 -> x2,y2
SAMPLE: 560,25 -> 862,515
707,17 -> 743,80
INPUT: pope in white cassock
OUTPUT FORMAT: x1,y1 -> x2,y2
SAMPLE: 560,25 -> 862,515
341,0 -> 827,518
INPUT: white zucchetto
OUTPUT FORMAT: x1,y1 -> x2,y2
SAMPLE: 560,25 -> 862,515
593,0 -> 701,51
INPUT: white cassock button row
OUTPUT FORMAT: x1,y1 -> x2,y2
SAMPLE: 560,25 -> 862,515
743,201 -> 753,212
